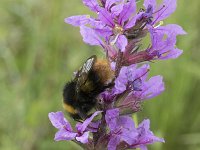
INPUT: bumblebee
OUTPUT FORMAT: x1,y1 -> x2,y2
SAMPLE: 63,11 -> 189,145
63,55 -> 114,120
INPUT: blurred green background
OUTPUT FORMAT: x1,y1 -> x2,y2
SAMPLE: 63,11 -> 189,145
0,0 -> 199,150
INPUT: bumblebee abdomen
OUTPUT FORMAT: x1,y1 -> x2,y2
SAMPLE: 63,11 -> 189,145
62,81 -> 78,114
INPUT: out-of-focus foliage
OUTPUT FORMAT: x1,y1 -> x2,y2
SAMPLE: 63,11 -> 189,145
0,0 -> 199,150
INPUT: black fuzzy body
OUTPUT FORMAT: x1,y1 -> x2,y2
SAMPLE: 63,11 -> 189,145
63,70 -> 105,120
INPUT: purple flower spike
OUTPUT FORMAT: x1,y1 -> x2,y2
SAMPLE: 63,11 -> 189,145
50,0 -> 186,149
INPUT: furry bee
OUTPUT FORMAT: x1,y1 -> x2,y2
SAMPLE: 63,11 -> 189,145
63,55 -> 114,121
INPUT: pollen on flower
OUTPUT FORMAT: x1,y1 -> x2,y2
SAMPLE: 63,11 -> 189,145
154,21 -> 164,28
113,24 -> 124,35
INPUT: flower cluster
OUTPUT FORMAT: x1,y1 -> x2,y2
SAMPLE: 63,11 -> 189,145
49,0 -> 185,150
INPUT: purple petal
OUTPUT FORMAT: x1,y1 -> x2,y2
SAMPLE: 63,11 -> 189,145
111,3 -> 124,16
149,24 -> 186,60
76,111 -> 102,133
108,136 -> 121,150
135,75 -> 164,100
144,0 -> 157,11
106,109 -> 138,147
86,121 -> 101,132
137,119 -> 165,143
48,111 -> 72,131
100,90 -> 115,102
153,0 -> 177,23
130,119 -> 164,148
114,64 -> 140,94
157,24 -> 187,35
76,131 -> 90,144
88,19 -> 107,28
124,12 -> 143,29
80,26 -> 103,46
94,27 -> 113,39
114,66 -> 130,94
65,15 -> 91,27
118,0 -> 136,25
105,0 -> 122,9
131,64 -> 150,82
54,129 -> 77,141
159,48 -> 183,60
105,108 -> 120,131
140,145 -> 148,150
118,116 -> 138,145
98,8 -> 115,27
82,0 -> 101,12
116,35 -> 128,52
114,78 -> 127,94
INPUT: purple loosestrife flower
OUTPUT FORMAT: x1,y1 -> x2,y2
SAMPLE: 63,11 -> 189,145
147,24 -> 186,60
49,0 -> 185,149
140,0 -> 187,60
101,64 -> 164,114
48,111 -> 102,144
65,0 -> 137,58
130,119 -> 165,150
143,0 -> 177,25
65,0 -> 186,65
105,109 -> 164,150
105,108 -> 138,150
122,0 -> 186,65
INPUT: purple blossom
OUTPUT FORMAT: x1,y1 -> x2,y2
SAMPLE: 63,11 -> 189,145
105,109 -> 164,150
48,111 -> 102,143
130,119 -> 165,150
114,64 -> 164,98
147,24 -> 187,60
105,64 -> 164,114
105,108 -> 138,150
65,0 -> 185,63
65,0 -> 137,52
144,0 -> 177,25
48,111 -> 77,141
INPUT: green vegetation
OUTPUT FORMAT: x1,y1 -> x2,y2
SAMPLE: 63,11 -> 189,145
0,0 -> 199,150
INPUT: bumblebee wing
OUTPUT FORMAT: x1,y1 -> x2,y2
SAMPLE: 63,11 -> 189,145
75,55 -> 97,91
